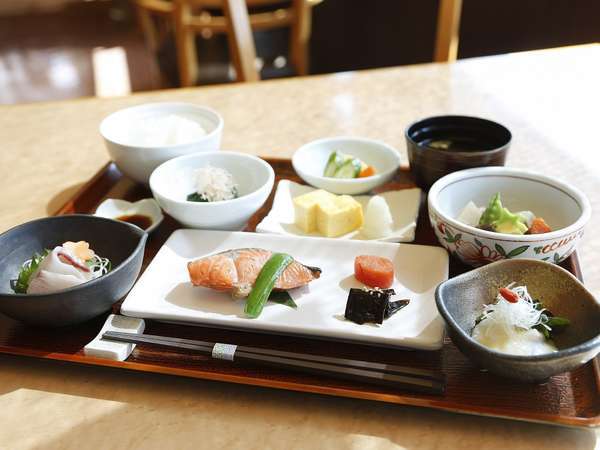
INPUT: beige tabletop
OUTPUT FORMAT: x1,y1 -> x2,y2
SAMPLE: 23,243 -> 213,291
1,45 -> 599,449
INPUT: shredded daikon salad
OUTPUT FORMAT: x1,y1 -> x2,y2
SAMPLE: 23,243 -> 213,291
478,283 -> 546,335
471,283 -> 564,355
188,166 -> 238,202
86,254 -> 112,278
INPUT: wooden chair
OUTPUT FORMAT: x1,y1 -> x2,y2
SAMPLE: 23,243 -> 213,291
434,0 -> 463,62
134,0 -> 175,54
173,0 -> 318,86
135,0 -> 460,85
134,0 -> 318,86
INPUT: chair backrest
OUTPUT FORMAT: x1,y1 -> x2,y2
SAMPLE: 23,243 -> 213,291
137,0 -> 456,86
172,0 -> 316,85
222,0 -> 260,82
134,0 -> 174,53
434,0 -> 463,62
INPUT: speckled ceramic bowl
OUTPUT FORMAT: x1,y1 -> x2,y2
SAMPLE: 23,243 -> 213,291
436,259 -> 600,382
0,215 -> 147,327
428,167 -> 591,267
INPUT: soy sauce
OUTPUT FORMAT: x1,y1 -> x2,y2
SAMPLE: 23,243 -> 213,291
116,214 -> 152,230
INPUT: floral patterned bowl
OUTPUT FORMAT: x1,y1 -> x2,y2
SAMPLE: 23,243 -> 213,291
428,167 -> 591,267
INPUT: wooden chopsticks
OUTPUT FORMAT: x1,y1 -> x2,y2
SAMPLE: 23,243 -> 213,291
103,331 -> 445,395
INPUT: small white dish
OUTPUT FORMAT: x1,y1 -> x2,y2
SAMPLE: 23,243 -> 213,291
256,180 -> 421,242
95,198 -> 164,233
100,102 -> 224,184
292,136 -> 402,195
149,151 -> 275,230
121,230 -> 448,350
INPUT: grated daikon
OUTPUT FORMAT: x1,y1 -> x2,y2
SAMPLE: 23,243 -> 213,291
362,195 -> 393,239
471,284 -> 558,356
191,166 -> 238,202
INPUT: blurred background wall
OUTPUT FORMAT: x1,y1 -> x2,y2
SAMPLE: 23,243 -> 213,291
0,0 -> 598,104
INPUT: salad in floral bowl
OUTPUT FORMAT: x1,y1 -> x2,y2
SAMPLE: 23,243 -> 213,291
427,167 -> 591,267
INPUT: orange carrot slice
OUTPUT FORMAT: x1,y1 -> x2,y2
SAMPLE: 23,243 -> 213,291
358,165 -> 376,178
528,217 -> 552,234
354,255 -> 394,288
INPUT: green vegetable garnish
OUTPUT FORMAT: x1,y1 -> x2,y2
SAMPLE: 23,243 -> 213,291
244,253 -> 293,318
533,301 -> 570,339
187,187 -> 238,203
187,192 -> 209,202
12,249 -> 50,294
478,193 -> 528,235
268,290 -> 297,309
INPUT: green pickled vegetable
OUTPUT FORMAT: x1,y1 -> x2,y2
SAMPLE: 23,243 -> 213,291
245,253 -> 293,318
333,158 -> 362,178
478,193 -> 528,235
323,151 -> 345,177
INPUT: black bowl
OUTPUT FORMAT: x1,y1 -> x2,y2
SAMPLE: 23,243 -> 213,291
405,115 -> 511,190
436,259 -> 600,382
0,215 -> 147,327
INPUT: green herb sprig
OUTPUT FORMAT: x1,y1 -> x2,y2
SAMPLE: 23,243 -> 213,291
12,249 -> 50,294
187,192 -> 209,202
533,300 -> 570,339
268,290 -> 297,309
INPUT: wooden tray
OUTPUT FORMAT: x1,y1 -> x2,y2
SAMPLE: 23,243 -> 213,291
1,159 -> 598,428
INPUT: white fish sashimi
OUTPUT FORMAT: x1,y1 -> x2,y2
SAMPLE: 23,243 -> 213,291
457,201 -> 484,227
26,246 -> 93,294
27,271 -> 90,294
362,195 -> 393,239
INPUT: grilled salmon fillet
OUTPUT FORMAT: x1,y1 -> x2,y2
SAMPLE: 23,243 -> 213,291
187,248 -> 321,297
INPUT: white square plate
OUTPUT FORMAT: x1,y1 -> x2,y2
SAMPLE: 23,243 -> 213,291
121,230 -> 448,350
255,180 -> 422,242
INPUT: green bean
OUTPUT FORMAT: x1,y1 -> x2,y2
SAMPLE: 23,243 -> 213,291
244,253 -> 293,318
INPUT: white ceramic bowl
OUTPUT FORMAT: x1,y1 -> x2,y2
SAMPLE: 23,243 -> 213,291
149,151 -> 275,230
292,136 -> 401,195
428,167 -> 591,267
100,102 -> 223,184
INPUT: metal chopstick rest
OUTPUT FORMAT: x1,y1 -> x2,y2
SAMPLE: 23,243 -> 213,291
102,331 -> 445,394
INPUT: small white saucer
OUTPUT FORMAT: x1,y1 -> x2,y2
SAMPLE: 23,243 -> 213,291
95,198 -> 164,233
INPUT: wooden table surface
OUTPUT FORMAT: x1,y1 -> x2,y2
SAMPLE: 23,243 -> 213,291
0,45 -> 599,449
